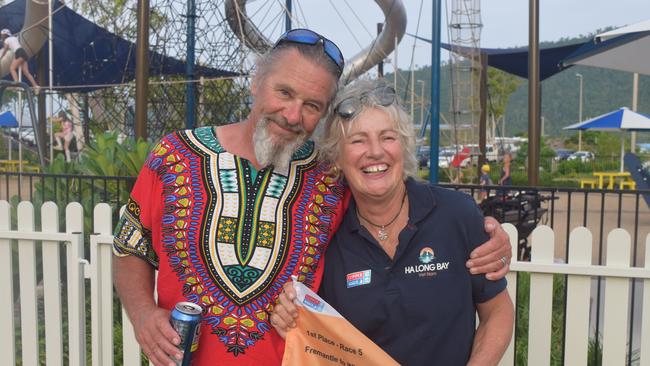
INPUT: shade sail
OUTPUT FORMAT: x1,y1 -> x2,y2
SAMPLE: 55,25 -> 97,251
441,43 -> 583,81
0,0 -> 240,92
407,33 -> 584,80
596,19 -> 650,41
561,19 -> 650,75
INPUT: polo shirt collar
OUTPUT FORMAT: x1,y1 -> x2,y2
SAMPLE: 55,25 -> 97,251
342,177 -> 437,234
405,177 -> 437,225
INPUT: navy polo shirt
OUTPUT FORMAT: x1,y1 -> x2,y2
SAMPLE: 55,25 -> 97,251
319,178 -> 507,366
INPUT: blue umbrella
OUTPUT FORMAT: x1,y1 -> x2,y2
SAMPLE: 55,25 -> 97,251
564,107 -> 650,171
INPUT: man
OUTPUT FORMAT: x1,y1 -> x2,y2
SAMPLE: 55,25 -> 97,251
113,29 -> 511,366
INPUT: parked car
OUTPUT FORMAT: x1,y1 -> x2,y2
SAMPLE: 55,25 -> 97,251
567,151 -> 595,163
554,148 -> 575,161
438,149 -> 455,168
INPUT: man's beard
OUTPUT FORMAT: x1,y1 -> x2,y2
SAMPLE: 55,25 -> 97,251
253,115 -> 309,171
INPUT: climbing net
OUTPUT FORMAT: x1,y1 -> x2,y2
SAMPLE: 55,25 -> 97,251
57,0 -> 256,141
46,1 -> 424,143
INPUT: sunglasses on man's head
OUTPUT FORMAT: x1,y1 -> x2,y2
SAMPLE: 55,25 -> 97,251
274,28 -> 345,76
335,85 -> 397,120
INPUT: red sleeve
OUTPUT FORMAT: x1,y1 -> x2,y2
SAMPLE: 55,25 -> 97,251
112,144 -> 165,268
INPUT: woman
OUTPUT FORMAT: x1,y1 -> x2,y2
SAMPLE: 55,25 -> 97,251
499,152 -> 512,186
497,152 -> 512,198
272,79 -> 514,365
0,29 -> 39,90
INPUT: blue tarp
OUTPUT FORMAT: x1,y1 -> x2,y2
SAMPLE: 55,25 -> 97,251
0,0 -> 239,92
408,34 -> 584,80
0,110 -> 17,127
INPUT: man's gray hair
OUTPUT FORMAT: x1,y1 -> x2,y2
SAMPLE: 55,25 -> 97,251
254,42 -> 341,101
319,78 -> 419,180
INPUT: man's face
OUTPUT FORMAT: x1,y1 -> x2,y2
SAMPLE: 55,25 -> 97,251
250,49 -> 337,169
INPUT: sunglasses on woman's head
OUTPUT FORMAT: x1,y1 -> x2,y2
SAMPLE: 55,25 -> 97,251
274,28 -> 345,77
335,85 -> 397,120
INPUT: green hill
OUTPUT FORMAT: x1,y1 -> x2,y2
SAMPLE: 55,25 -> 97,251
386,33 -> 650,142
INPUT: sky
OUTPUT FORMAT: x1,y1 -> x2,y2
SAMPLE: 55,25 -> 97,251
257,0 -> 650,71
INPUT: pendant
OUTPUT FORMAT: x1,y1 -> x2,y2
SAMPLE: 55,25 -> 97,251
377,227 -> 388,241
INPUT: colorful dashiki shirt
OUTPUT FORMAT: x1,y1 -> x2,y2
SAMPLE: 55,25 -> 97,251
113,127 -> 346,365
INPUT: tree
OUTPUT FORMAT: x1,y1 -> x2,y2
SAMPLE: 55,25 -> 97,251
487,67 -> 523,139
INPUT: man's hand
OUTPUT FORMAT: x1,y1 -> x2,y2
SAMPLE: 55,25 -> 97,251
466,216 -> 512,280
270,282 -> 300,339
113,255 -> 182,366
132,305 -> 182,366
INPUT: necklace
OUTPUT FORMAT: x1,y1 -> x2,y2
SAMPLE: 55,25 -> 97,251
356,189 -> 407,241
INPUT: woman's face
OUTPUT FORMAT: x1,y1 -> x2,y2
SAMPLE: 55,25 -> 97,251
336,107 -> 404,202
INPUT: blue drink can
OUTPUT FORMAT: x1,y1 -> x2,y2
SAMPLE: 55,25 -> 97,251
170,301 -> 202,366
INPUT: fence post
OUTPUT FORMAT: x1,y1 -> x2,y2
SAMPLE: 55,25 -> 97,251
564,227 -> 592,365
500,223 -> 518,366
91,203 -> 114,366
528,225 -> 554,366
65,202 -> 86,365
17,201 -> 39,365
115,203 -> 144,365
41,202 -> 64,366
0,201 -> 15,365
602,228 -> 631,365
641,234 -> 650,365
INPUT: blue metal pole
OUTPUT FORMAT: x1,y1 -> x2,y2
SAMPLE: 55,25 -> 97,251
185,0 -> 196,129
429,0 -> 442,183
285,0 -> 292,31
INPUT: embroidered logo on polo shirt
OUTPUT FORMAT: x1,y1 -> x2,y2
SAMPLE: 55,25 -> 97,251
346,269 -> 371,288
418,247 -> 435,263
404,246 -> 449,277
303,294 -> 324,312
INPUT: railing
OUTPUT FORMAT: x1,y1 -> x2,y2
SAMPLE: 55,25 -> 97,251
443,183 -> 650,261
0,171 -> 135,207
1,201 -> 649,365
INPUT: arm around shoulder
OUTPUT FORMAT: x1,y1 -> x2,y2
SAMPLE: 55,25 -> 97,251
467,289 -> 514,366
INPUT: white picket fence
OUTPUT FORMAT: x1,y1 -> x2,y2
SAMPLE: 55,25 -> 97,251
0,200 -> 649,365
500,225 -> 650,366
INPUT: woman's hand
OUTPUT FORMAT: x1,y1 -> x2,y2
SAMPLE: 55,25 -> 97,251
270,281 -> 300,339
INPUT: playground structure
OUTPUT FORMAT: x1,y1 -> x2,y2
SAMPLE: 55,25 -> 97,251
0,0 -> 252,168
0,0 -> 47,169
446,0 -> 482,148
225,0 -> 406,85
0,0 -> 47,76
0,0 -> 415,171
0,0 -> 646,194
